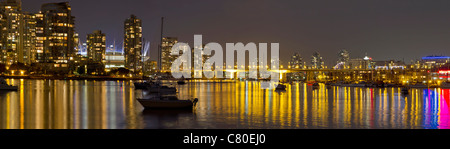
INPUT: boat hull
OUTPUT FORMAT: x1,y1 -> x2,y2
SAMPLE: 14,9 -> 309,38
0,85 -> 18,91
138,99 -> 194,109
134,83 -> 148,90
147,87 -> 177,94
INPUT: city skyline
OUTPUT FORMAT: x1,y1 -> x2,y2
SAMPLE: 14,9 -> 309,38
19,0 -> 450,67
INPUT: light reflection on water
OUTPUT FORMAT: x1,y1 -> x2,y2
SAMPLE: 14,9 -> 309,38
0,79 -> 449,129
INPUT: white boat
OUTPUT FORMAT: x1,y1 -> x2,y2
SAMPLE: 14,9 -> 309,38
0,78 -> 18,91
137,96 -> 198,109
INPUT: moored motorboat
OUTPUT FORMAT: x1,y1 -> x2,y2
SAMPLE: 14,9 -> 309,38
401,87 -> 409,94
148,85 -> 177,94
0,78 -> 18,91
134,81 -> 150,89
325,82 -> 332,89
137,96 -> 198,109
312,82 -> 320,90
441,82 -> 450,88
275,84 -> 287,91
408,83 -> 428,88
177,80 -> 187,85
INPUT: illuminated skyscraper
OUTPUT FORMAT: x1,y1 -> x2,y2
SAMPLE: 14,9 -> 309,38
87,30 -> 106,63
289,52 -> 303,69
20,12 -> 36,64
161,37 -> 178,72
311,52 -> 324,69
0,0 -> 21,65
36,2 -> 76,70
337,49 -> 349,69
124,14 -> 142,73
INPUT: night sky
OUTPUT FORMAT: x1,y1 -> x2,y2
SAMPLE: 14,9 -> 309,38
21,0 -> 450,66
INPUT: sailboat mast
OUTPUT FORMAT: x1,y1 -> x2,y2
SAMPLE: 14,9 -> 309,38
158,17 -> 164,71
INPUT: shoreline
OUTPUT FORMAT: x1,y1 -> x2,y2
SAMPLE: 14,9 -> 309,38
1,75 -> 145,81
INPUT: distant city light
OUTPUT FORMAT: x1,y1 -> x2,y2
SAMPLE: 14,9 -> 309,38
439,70 -> 450,74
422,56 -> 450,60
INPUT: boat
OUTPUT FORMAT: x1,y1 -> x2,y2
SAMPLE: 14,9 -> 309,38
325,82 -> 332,89
330,81 -> 344,86
177,80 -> 187,85
374,81 -> 386,88
275,84 -> 287,91
0,78 -> 18,91
441,82 -> 450,88
134,80 -> 163,90
408,83 -> 428,88
148,85 -> 177,94
346,82 -> 366,87
134,81 -> 150,89
401,87 -> 409,94
312,83 -> 320,90
137,95 -> 198,109
386,83 -> 398,87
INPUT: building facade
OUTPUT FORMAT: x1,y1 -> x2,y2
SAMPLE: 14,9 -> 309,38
0,0 -> 21,65
337,49 -> 349,69
289,52 -> 303,69
87,30 -> 106,63
36,2 -> 76,71
161,37 -> 178,72
20,12 -> 36,64
105,52 -> 125,71
311,52 -> 324,69
124,14 -> 142,73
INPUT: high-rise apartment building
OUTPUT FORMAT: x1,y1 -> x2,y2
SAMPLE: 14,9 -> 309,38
36,2 -> 76,69
0,0 -> 21,65
87,30 -> 106,63
20,12 -> 36,64
161,37 -> 178,72
124,14 -> 142,73
289,52 -> 303,69
311,52 -> 324,69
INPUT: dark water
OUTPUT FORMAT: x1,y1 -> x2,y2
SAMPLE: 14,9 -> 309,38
0,79 -> 449,129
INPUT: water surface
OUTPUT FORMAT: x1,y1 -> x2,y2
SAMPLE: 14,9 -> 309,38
0,79 -> 449,129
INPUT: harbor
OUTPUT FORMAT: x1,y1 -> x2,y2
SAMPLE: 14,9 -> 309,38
0,79 -> 449,129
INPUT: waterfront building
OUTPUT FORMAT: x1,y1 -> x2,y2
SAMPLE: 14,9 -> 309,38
21,12 -> 36,64
289,52 -> 303,69
421,56 -> 450,69
337,49 -> 350,69
105,52 -> 125,71
35,2 -> 76,72
124,14 -> 142,74
143,60 -> 157,75
161,37 -> 178,72
311,52 -> 324,69
438,63 -> 450,82
87,30 -> 106,63
374,60 -> 405,70
0,0 -> 21,65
